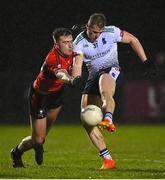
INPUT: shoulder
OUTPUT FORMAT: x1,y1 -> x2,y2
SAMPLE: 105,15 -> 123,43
74,31 -> 85,45
45,48 -> 56,62
103,26 -> 120,33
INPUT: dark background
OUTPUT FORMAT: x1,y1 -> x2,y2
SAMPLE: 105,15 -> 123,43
0,0 -> 165,124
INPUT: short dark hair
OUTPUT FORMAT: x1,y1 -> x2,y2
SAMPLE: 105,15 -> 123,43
52,27 -> 72,43
88,13 -> 106,29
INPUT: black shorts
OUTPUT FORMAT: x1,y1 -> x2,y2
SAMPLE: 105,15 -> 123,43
82,67 -> 122,95
82,75 -> 100,95
28,86 -> 64,119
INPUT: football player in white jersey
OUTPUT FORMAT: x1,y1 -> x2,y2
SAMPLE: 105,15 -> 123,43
72,13 -> 157,170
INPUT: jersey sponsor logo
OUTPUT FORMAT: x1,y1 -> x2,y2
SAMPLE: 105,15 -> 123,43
85,48 -> 111,60
83,44 -> 88,48
104,27 -> 115,33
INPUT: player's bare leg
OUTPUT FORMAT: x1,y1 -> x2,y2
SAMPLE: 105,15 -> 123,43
27,116 -> 46,165
11,106 -> 62,168
10,115 -> 38,168
46,106 -> 62,134
81,94 -> 116,169
98,74 -> 116,132
84,125 -> 107,150
17,136 -> 33,152
81,94 -> 106,149
31,117 -> 47,145
31,106 -> 62,165
11,116 -> 46,168
99,73 -> 116,114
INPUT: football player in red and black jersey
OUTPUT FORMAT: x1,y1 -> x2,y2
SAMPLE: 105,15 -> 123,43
11,27 -> 81,168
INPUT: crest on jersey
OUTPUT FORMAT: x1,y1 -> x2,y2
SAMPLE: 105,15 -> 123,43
57,64 -> 61,68
111,72 -> 116,78
102,38 -> 107,45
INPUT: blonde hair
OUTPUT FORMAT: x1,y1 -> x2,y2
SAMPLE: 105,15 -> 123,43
88,13 -> 106,28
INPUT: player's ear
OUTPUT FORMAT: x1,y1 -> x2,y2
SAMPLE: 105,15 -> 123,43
55,42 -> 59,49
86,24 -> 89,29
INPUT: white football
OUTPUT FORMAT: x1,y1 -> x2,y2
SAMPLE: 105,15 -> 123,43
81,105 -> 103,126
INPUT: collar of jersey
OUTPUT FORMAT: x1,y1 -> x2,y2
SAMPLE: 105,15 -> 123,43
55,47 -> 69,58
82,30 -> 97,43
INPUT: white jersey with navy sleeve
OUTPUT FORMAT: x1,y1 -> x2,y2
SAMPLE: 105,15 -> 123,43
73,26 -> 123,78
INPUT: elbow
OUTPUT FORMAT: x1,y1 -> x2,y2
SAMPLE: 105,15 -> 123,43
130,36 -> 140,46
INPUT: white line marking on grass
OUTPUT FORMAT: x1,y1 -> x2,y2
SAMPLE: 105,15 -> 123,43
117,158 -> 165,164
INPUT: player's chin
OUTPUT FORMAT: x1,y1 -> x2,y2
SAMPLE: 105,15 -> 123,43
65,50 -> 72,56
90,38 -> 96,42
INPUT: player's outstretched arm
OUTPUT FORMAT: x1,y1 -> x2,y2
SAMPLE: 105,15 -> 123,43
70,54 -> 84,87
121,31 -> 147,62
71,54 -> 83,77
121,31 -> 157,78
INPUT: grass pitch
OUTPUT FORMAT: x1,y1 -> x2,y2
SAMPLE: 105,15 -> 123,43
0,123 -> 165,179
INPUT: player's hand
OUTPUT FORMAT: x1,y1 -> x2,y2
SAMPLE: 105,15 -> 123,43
55,69 -> 72,84
143,60 -> 157,79
55,69 -> 82,87
71,76 -> 82,87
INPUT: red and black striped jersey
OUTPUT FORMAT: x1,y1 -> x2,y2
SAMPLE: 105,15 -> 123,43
33,47 -> 74,93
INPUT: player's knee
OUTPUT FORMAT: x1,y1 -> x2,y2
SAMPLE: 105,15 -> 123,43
36,138 -> 45,145
32,136 -> 45,145
82,122 -> 93,132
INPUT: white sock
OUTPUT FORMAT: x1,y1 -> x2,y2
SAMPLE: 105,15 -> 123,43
104,112 -> 113,124
100,148 -> 112,160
